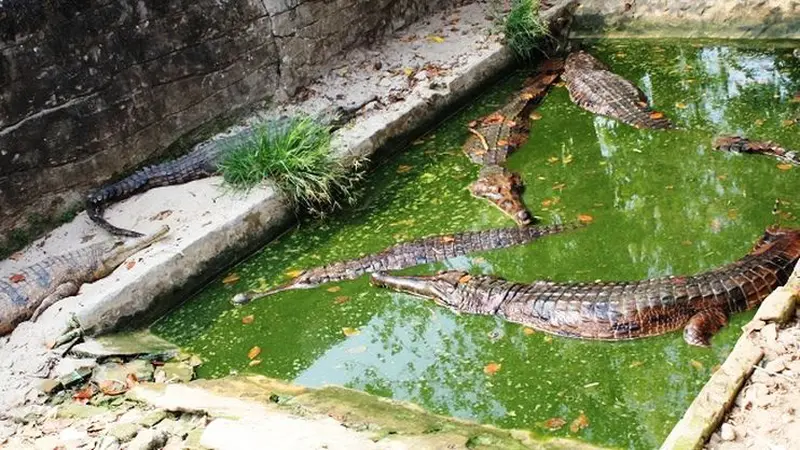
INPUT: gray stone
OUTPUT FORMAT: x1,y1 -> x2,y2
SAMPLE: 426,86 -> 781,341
56,403 -> 107,420
71,331 -> 179,360
54,358 -> 98,378
139,409 -> 168,428
108,422 -> 140,443
127,428 -> 169,450
95,435 -> 121,450
38,379 -> 62,395
720,422 -> 736,441
154,362 -> 194,384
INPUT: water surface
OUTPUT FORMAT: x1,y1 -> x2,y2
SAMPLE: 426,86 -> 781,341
152,40 -> 800,449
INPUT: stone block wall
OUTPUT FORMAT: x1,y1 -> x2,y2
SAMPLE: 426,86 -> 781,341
0,0 -> 461,240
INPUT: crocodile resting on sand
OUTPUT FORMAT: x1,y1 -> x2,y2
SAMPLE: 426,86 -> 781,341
462,59 -> 564,226
713,136 -> 799,166
231,222 -> 584,304
0,226 -> 169,335
371,226 -> 800,347
562,51 -> 674,129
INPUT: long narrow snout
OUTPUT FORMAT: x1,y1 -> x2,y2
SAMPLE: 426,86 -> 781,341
370,272 -> 442,299
100,225 -> 170,273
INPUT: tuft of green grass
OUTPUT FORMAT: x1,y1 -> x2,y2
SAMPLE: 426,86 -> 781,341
220,116 -> 364,215
504,0 -> 549,61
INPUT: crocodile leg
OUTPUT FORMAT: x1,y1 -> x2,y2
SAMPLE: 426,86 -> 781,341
31,282 -> 79,321
48,313 -> 85,351
683,309 -> 728,347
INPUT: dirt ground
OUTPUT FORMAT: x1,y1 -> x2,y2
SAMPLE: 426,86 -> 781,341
706,309 -> 800,450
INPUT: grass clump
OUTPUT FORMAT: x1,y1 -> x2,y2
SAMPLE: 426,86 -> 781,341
504,0 -> 549,61
220,115 -> 364,215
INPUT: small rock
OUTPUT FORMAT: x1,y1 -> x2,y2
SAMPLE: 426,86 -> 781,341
57,366 -> 93,389
762,323 -> 778,342
95,435 -> 121,450
413,70 -> 428,81
56,403 -> 106,420
720,423 -> 736,441
162,436 -> 187,450
108,422 -> 139,443
54,357 -> 98,378
154,361 -> 194,383
127,428 -> 169,450
765,358 -> 787,373
38,379 -> 62,395
59,426 -> 89,444
139,409 -> 167,428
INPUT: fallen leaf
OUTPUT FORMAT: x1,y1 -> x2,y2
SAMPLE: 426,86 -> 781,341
541,199 -> 554,208
99,380 -> 127,396
441,235 -> 455,244
497,139 -> 509,147
754,119 -> 765,126
543,335 -> 553,343
727,209 -> 738,220
523,327 -> 535,335
552,182 -> 566,191
242,315 -> 255,325
483,362 -> 502,375
342,327 -> 360,337
334,296 -> 351,305
427,35 -> 445,43
326,286 -> 342,293
248,359 -> 262,367
520,92 -> 534,100
482,112 -> 505,125
125,260 -> 136,270
681,240 -> 693,246
397,165 -> 414,173
125,373 -> 139,388
547,156 -> 559,164
542,417 -> 566,431
690,359 -> 704,370
710,218 -> 722,233
402,67 -> 414,77
569,412 -> 590,433
777,163 -> 792,171
458,274 -> 472,284
529,112 -> 542,120
675,102 -> 687,109
73,385 -> 95,400
9,273 -> 25,283
782,119 -> 796,126
649,111 -> 665,119
562,154 -> 574,164
222,273 -> 240,285
637,101 -> 648,108
578,214 -> 594,224
286,269 -> 304,278
150,210 -> 173,221
717,174 -> 727,180
629,361 -> 644,368
248,346 -> 262,360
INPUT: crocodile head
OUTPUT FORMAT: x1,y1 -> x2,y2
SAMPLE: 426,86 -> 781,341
713,136 -> 752,154
371,270 -> 469,310
93,225 -> 170,279
469,166 -> 533,227
564,50 -> 609,74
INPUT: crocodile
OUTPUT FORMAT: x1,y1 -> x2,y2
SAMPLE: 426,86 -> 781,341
462,59 -> 564,226
371,226 -> 800,347
231,222 -> 585,304
562,50 -> 674,130
713,136 -> 799,166
0,225 -> 170,335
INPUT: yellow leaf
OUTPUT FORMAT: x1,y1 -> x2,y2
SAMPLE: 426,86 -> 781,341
326,286 -> 342,293
523,327 -> 535,336
286,269 -> 304,278
222,273 -> 240,285
248,359 -> 262,367
342,327 -> 360,337
242,315 -> 255,325
547,156 -> 559,164
569,412 -> 590,433
629,361 -> 643,368
562,154 -> 573,164
727,209 -> 738,219
529,112 -> 542,120
777,163 -> 792,171
690,359 -> 704,369
427,35 -> 445,43
675,102 -> 687,109
483,362 -> 502,375
247,346 -> 261,360
402,67 -> 414,77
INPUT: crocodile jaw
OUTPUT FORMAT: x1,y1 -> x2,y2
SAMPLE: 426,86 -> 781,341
371,271 -> 464,308
94,225 -> 170,278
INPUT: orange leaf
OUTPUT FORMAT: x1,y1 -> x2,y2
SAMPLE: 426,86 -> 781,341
440,235 -> 455,244
342,327 -> 360,337
248,346 -> 262,360
222,273 -> 240,285
73,385 -> 95,400
334,296 -> 351,305
569,412 -> 590,433
777,163 -> 792,171
523,327 -> 535,335
9,273 -> 25,283
248,359 -> 262,367
541,199 -> 553,208
578,214 -> 594,224
458,274 -> 472,284
649,111 -> 664,119
483,362 -> 501,375
125,260 -> 137,270
242,315 -> 255,325
542,417 -> 566,431
529,112 -> 542,120
326,286 -> 342,293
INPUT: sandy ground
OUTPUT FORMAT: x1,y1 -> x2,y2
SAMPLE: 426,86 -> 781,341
706,309 -> 800,449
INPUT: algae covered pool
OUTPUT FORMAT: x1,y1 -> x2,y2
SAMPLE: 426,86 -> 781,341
151,40 -> 800,449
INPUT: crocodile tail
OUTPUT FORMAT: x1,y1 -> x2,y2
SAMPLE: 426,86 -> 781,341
86,174 -> 150,237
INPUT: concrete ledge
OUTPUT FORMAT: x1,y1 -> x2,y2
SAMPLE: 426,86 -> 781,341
0,0 -> 578,414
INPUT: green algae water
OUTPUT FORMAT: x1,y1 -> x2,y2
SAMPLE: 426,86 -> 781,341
152,40 -> 800,449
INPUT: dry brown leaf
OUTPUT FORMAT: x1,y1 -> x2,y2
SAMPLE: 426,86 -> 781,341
569,412 -> 590,433
777,163 -> 793,171
125,373 -> 139,389
242,315 -> 255,325
497,139 -> 509,147
334,296 -> 351,305
458,274 -> 472,284
326,286 -> 342,293
483,362 -> 502,375
342,327 -> 360,337
542,417 -> 566,431
541,199 -> 554,208
649,111 -> 665,119
73,385 -> 96,400
578,214 -> 594,224
99,380 -> 127,396
9,273 -> 25,283
397,165 -> 414,173
248,346 -> 262,360
222,273 -> 240,285
727,209 -> 738,219
520,92 -> 534,100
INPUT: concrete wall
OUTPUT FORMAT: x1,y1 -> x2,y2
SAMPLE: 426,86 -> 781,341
572,0 -> 799,38
0,0 -> 461,240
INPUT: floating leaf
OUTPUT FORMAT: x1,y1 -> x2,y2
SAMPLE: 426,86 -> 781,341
458,274 -> 472,284
690,359 -> 704,370
125,260 -> 137,270
286,269 -> 304,278
727,209 -> 738,220
242,315 -> 255,325
552,182 -> 566,191
222,273 -> 240,285
529,112 -> 542,120
523,327 -> 535,336
578,214 -> 594,224
629,361 -> 644,368
334,296 -> 350,305
569,412 -> 590,433
675,102 -> 687,109
342,327 -> 360,337
326,286 -> 342,293
248,359 -> 262,367
396,165 -> 414,174
777,163 -> 792,171
427,35 -> 445,43
483,362 -> 502,375
754,119 -> 765,126
9,273 -> 25,283
542,417 -> 566,431
547,156 -> 559,164
248,346 -> 262,360
562,154 -> 574,164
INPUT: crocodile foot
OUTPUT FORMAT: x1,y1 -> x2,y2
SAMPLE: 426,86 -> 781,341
47,313 -> 85,352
